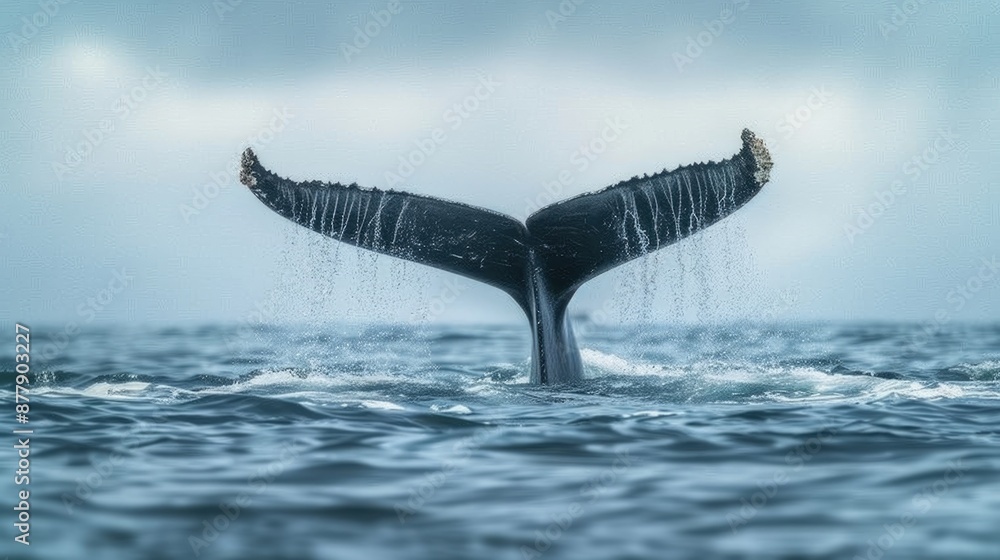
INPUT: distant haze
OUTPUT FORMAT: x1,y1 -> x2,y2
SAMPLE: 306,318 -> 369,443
3,0 -> 999,327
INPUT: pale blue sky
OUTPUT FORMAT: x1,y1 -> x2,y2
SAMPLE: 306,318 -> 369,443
2,0 -> 999,326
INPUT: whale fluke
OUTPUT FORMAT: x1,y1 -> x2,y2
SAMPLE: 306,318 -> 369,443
529,129 -> 771,302
240,129 -> 772,384
240,148 -> 531,308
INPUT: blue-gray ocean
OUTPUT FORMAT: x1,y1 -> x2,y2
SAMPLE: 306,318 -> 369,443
4,322 -> 999,559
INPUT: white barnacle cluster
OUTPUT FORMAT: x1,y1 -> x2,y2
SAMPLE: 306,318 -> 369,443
240,148 -> 259,188
741,129 -> 772,186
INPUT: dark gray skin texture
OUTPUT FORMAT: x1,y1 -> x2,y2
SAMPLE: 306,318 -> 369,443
239,130 -> 772,384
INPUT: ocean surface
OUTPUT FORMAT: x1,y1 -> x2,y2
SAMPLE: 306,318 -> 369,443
3,322 -> 999,559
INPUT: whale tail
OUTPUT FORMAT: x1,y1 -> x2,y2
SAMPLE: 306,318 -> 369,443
239,129 -> 771,383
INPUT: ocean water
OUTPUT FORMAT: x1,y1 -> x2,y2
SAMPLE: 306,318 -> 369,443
4,322 -> 999,560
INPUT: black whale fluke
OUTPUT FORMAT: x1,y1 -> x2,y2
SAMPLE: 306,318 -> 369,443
239,129 -> 772,384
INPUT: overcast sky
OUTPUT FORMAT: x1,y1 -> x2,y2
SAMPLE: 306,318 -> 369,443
2,0 -> 999,327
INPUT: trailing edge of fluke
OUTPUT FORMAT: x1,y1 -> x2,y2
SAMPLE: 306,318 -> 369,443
239,129 -> 772,384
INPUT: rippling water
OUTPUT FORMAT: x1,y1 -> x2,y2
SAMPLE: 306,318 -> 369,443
4,322 -> 999,559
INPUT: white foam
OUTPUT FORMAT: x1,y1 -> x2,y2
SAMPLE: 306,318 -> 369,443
79,381 -> 151,399
581,348 -> 998,404
360,400 -> 405,411
622,410 -> 678,418
431,404 -> 472,415
225,368 -> 341,392
582,348 -> 682,377
864,380 -> 965,400
27,355 -> 1000,407
955,361 -> 1000,381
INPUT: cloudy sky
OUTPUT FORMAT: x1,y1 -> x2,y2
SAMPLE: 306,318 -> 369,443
2,0 -> 999,327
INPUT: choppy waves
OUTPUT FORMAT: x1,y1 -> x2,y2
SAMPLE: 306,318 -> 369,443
4,323 -> 999,560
